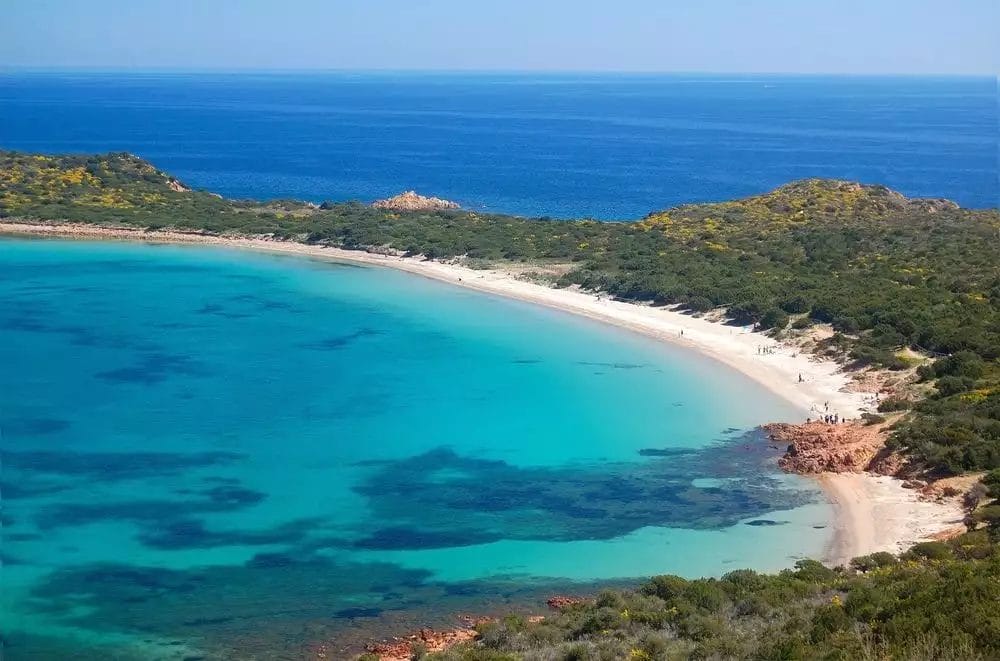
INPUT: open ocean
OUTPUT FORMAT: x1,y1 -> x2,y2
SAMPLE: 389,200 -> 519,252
0,72 -> 996,218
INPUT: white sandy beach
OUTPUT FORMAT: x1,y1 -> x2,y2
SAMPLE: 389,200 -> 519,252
818,473 -> 966,566
1,223 -> 866,416
0,222 -> 966,563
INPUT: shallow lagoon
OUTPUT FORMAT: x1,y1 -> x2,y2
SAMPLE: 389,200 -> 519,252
1,239 -> 830,658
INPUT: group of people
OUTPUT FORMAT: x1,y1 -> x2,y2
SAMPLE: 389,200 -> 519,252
756,345 -> 777,355
806,401 -> 844,425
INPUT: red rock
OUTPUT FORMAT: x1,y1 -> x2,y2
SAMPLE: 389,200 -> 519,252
762,421 -> 897,475
372,191 -> 460,212
362,622 -> 484,660
546,595 -> 587,610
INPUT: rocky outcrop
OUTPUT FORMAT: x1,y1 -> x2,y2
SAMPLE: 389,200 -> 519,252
362,628 -> 477,660
763,421 -> 897,474
546,596 -> 588,611
372,191 -> 460,212
166,178 -> 189,193
358,597 -> 585,659
359,616 -> 490,660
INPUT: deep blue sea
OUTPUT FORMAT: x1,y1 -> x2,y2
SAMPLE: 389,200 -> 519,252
0,72 -> 996,218
0,238 -> 827,658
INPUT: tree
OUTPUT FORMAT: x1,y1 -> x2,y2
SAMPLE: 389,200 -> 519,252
759,308 -> 790,330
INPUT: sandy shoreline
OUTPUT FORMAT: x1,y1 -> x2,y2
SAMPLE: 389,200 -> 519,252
0,222 -> 867,417
818,473 -> 965,566
0,221 -> 965,563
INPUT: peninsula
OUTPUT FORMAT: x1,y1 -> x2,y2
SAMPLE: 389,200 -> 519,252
1,150 -> 998,659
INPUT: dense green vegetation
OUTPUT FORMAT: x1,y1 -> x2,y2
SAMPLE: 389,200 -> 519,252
420,527 -> 1000,660
1,149 -> 998,477
890,354 -> 1000,475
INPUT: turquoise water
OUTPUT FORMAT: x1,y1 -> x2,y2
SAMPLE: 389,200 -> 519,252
1,238 -> 830,658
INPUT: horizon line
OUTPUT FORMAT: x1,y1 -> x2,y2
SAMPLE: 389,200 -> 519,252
1,66 -> 995,79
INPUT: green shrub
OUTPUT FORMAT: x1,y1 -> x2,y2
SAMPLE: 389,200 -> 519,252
981,469 -> 1000,498
971,505 -> 1000,530
642,575 -> 688,601
686,296 -> 714,312
850,552 -> 897,572
933,352 -> 987,380
560,643 -> 594,661
682,581 -> 727,612
861,413 -> 886,425
810,602 -> 852,642
780,295 -> 812,314
906,541 -> 952,560
793,559 -> 838,582
936,376 -> 975,397
878,397 -> 912,412
759,308 -> 790,330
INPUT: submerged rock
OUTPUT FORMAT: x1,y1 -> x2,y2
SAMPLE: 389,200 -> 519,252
372,190 -> 460,212
745,519 -> 787,527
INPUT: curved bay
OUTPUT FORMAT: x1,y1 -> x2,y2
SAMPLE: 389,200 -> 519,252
0,238 -> 830,658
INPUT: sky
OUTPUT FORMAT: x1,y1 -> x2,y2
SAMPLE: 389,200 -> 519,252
1,0 -> 997,75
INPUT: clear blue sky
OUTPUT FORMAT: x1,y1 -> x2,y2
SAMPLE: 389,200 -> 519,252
2,0 -> 996,74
